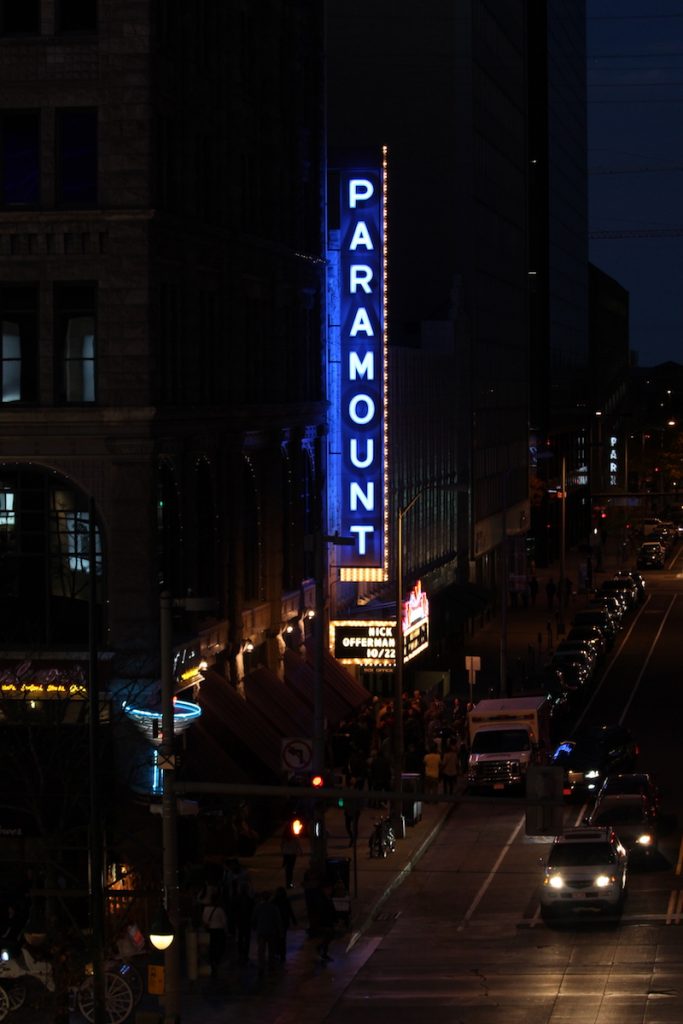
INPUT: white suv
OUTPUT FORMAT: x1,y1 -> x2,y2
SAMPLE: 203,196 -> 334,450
540,827 -> 627,920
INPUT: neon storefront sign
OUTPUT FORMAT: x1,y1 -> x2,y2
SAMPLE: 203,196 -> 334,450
328,148 -> 388,581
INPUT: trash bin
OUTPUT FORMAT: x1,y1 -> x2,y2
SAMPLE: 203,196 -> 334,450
325,856 -> 351,890
401,772 -> 423,826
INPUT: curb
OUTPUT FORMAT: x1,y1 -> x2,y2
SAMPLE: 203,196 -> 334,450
346,800 -> 455,950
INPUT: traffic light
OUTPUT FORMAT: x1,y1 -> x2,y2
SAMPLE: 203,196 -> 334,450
311,774 -> 324,789
289,816 -> 304,837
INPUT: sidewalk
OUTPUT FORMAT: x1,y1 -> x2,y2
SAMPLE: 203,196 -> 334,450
148,798 -> 454,1024
461,542 -> 624,701
142,544 -> 625,1023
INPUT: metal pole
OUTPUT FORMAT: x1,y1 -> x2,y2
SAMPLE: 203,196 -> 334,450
311,530 -> 327,871
391,507 -> 405,834
87,499 -> 105,1024
499,476 -> 508,696
558,456 -> 566,635
392,493 -> 421,834
160,592 -> 180,1024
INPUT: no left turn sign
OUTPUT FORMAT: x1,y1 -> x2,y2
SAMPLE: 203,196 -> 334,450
281,737 -> 313,773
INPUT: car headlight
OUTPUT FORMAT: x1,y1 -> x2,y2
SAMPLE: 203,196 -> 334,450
548,874 -> 564,890
584,770 -> 600,779
594,874 -> 613,888
636,833 -> 653,846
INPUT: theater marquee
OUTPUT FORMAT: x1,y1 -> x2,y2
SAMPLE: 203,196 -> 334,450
330,582 -> 429,667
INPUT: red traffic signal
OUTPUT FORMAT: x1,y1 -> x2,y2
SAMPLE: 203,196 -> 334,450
311,774 -> 324,788
290,817 -> 304,837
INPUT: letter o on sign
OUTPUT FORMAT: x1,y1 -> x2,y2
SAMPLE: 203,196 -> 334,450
349,394 -> 375,425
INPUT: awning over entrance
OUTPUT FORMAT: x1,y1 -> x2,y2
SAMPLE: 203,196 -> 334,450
242,666 -> 312,738
283,648 -> 371,724
195,669 -> 283,780
185,653 -> 370,786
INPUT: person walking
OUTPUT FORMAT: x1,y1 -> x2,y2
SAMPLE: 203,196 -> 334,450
252,891 -> 284,977
441,739 -> 459,796
313,883 -> 338,963
234,875 -> 254,965
423,745 -> 441,797
280,823 -> 303,889
201,894 -> 228,980
545,577 -> 557,610
273,886 -> 297,963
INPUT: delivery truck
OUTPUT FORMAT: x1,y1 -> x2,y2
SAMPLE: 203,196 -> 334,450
467,695 -> 551,792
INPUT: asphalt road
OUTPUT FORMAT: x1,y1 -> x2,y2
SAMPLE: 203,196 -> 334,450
321,551 -> 683,1023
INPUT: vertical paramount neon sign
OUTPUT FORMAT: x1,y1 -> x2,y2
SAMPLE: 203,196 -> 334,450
329,148 -> 389,581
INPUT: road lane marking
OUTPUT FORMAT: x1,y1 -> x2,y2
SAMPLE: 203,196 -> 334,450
457,814 -> 525,930
619,596 -> 676,724
676,837 -> 683,876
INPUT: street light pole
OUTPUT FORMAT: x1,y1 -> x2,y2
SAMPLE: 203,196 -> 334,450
87,500 -> 105,1024
558,456 -> 567,635
392,493 -> 421,834
499,473 -> 509,697
160,592 -> 181,1024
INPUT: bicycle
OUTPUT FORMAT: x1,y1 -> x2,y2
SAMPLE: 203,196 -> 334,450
368,817 -> 396,858
0,944 -> 134,1024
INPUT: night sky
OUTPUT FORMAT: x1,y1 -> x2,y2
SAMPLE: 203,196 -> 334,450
588,1 -> 683,367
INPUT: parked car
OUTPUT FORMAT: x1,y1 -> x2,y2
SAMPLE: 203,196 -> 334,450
599,577 -> 638,610
637,541 -> 665,570
540,826 -> 628,920
550,724 -> 639,798
572,609 -> 616,644
548,652 -> 591,690
565,625 -> 607,658
589,593 -> 625,623
586,792 -> 660,858
554,641 -> 598,677
613,569 -> 646,604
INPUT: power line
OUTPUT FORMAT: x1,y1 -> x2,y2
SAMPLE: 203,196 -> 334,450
589,228 -> 683,239
589,163 -> 683,174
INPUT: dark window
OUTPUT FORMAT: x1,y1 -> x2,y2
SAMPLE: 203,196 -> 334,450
0,284 -> 38,403
54,283 -> 96,403
0,1 -> 39,33
56,0 -> 97,33
1,111 -> 40,207
56,109 -> 97,206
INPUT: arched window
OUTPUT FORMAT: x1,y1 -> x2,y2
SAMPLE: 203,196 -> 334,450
0,464 -> 104,646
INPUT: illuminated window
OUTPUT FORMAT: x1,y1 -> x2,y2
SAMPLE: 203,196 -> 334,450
0,285 -> 38,402
55,283 -> 96,403
0,490 -> 15,552
59,510 -> 102,573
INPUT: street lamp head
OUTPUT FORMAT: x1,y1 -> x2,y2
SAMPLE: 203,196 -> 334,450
149,904 -> 174,951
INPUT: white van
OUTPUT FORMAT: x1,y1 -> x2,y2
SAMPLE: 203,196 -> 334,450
640,517 -> 662,537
